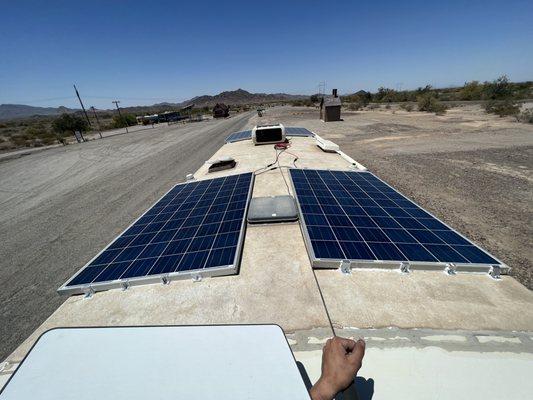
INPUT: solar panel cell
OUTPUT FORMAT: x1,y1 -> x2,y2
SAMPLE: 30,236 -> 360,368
290,169 -> 504,272
59,172 -> 254,295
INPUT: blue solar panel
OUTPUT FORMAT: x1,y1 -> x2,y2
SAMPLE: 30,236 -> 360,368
225,127 -> 314,143
285,127 -> 314,137
225,130 -> 252,143
290,169 -> 503,271
59,173 -> 254,295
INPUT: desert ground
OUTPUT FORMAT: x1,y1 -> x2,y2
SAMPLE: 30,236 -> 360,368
255,104 -> 533,289
0,104 -> 531,362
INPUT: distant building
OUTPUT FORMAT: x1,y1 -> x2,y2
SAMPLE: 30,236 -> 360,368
319,89 -> 342,122
213,103 -> 230,118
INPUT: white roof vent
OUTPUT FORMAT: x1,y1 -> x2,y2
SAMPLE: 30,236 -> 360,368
252,123 -> 286,145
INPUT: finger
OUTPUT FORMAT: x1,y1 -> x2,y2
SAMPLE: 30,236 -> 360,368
347,339 -> 366,367
337,337 -> 357,352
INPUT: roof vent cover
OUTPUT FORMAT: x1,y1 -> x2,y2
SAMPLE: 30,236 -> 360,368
247,195 -> 298,224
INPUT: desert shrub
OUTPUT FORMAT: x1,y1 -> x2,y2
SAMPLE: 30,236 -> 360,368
385,104 -> 391,109
417,94 -> 447,114
111,113 -> 137,128
483,75 -> 513,100
53,113 -> 89,135
400,103 -> 413,112
347,102 -> 364,111
0,123 -> 7,129
485,99 -> 520,117
460,81 -> 483,100
25,124 -> 49,138
367,103 -> 380,110
41,135 -> 57,145
516,109 -> 533,123
11,135 -> 31,147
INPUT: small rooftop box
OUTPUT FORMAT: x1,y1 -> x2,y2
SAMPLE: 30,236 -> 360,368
252,123 -> 285,145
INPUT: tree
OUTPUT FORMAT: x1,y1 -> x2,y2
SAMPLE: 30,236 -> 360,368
310,94 -> 319,103
52,113 -> 89,141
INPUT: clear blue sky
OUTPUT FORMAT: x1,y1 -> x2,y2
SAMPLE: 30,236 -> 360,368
1,0 -> 532,108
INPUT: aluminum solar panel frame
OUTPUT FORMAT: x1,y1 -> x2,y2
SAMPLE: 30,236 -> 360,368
289,169 -> 508,274
58,172 -> 254,295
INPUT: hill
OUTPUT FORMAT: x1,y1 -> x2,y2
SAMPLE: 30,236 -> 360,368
0,104 -> 77,120
175,88 -> 306,108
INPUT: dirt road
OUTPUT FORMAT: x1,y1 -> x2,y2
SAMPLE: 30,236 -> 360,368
0,113 -> 252,361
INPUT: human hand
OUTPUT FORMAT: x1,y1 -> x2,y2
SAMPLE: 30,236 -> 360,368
309,337 -> 366,400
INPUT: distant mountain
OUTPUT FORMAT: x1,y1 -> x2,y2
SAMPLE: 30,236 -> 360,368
0,104 -> 77,120
176,89 -> 306,108
1,89 -> 305,120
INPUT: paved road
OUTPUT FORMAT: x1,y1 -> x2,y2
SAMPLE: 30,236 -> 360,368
0,113 -> 252,361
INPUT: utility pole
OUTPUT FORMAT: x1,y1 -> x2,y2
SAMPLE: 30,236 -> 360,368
73,84 -> 92,128
112,100 -> 128,133
90,106 -> 103,138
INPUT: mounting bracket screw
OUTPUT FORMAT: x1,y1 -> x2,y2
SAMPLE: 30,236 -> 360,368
445,263 -> 457,275
83,286 -> 95,299
400,262 -> 410,274
489,266 -> 501,280
340,259 -> 351,274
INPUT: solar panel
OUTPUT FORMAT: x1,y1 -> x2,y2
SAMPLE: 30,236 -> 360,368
225,127 -> 314,143
59,173 -> 254,295
290,169 -> 505,273
225,130 -> 252,143
285,127 -> 314,137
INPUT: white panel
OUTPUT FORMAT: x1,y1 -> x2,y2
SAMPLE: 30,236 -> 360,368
0,325 -> 310,400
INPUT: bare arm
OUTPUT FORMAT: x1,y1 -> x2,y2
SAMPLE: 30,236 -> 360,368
309,337 -> 366,400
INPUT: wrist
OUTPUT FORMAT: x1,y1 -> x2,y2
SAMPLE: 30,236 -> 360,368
309,377 -> 337,400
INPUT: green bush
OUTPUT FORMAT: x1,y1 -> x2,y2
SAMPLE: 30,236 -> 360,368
460,81 -> 483,100
417,94 -> 447,114
347,102 -> 364,111
485,99 -> 520,117
483,75 -> 513,100
111,113 -> 137,128
53,113 -> 89,135
400,103 -> 414,112
11,135 -> 30,147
